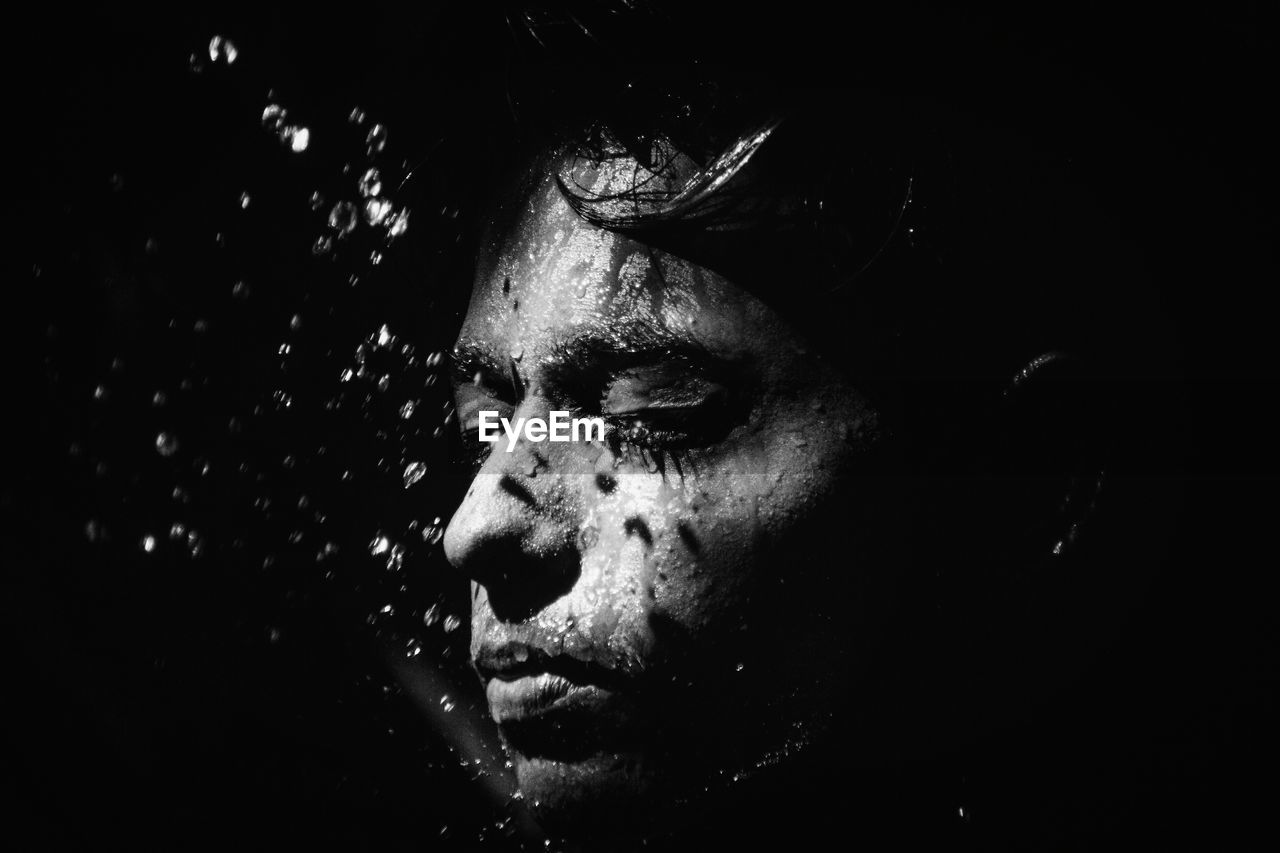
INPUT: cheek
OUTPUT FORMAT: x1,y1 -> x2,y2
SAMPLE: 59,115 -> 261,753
587,465 -> 763,641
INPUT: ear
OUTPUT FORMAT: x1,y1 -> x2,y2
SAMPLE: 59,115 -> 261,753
992,351 -> 1109,563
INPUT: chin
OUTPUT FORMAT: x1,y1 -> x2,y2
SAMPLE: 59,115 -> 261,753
511,750 -> 659,834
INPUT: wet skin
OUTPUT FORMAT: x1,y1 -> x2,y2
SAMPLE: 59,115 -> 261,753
443,147 -> 884,824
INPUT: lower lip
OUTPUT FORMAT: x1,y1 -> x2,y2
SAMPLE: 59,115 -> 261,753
485,673 -> 602,723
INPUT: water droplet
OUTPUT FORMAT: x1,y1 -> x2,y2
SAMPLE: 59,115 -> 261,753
141,534 -> 157,553
239,191 -> 251,209
369,534 -> 390,556
403,461 -> 427,488
399,400 -> 416,419
366,123 -> 388,154
328,201 -> 357,235
443,615 -> 461,633
312,235 -> 333,255
289,314 -> 302,331
308,191 -> 325,211
364,198 -> 392,226
386,208 -> 410,237
208,35 -> 238,65
283,125 -> 310,153
358,167 -> 382,197
348,106 -> 367,125
155,432 -> 179,456
422,523 -> 444,546
232,280 -> 249,299
262,104 -> 287,130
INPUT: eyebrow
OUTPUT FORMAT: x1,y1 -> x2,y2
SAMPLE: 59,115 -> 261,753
546,318 -> 711,375
450,318 -> 724,391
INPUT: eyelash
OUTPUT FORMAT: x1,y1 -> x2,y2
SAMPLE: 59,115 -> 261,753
451,367 -> 742,475
606,421 -> 696,478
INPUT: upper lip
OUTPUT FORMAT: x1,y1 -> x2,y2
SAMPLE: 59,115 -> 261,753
474,641 -> 627,690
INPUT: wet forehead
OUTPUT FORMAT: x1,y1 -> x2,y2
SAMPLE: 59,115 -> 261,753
457,156 -> 726,363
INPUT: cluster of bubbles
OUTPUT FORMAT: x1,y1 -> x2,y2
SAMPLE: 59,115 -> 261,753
54,32 -> 551,849
189,34 -> 238,73
261,102 -> 311,153
311,111 -> 410,259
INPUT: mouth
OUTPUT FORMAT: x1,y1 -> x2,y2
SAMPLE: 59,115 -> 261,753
476,642 -> 645,761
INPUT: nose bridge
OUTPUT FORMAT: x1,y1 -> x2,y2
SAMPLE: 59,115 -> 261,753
442,392 -> 590,606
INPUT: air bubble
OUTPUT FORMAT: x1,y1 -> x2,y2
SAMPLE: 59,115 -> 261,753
403,461 -> 427,488
208,35 -> 239,65
366,123 -> 388,154
282,126 -> 310,153
328,201 -> 357,235
155,432 -> 179,457
364,198 -> 392,226
262,104 -> 287,130
358,167 -> 382,197
386,209 -> 410,237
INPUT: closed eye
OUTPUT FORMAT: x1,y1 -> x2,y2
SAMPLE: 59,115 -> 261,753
600,366 -> 744,450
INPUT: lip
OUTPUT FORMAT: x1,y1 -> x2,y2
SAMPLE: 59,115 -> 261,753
474,640 -> 628,690
485,672 -> 604,723
475,641 -> 646,759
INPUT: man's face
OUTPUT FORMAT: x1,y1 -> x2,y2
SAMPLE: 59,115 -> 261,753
443,148 -> 883,825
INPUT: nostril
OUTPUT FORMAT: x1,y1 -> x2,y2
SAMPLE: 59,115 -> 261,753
458,534 -> 581,623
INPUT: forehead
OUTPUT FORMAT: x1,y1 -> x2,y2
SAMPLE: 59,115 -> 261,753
456,152 -> 740,362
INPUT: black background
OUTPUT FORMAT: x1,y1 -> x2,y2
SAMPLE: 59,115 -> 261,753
3,4 -> 1277,850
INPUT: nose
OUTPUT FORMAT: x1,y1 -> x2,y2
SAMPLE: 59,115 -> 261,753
442,406 -> 582,622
